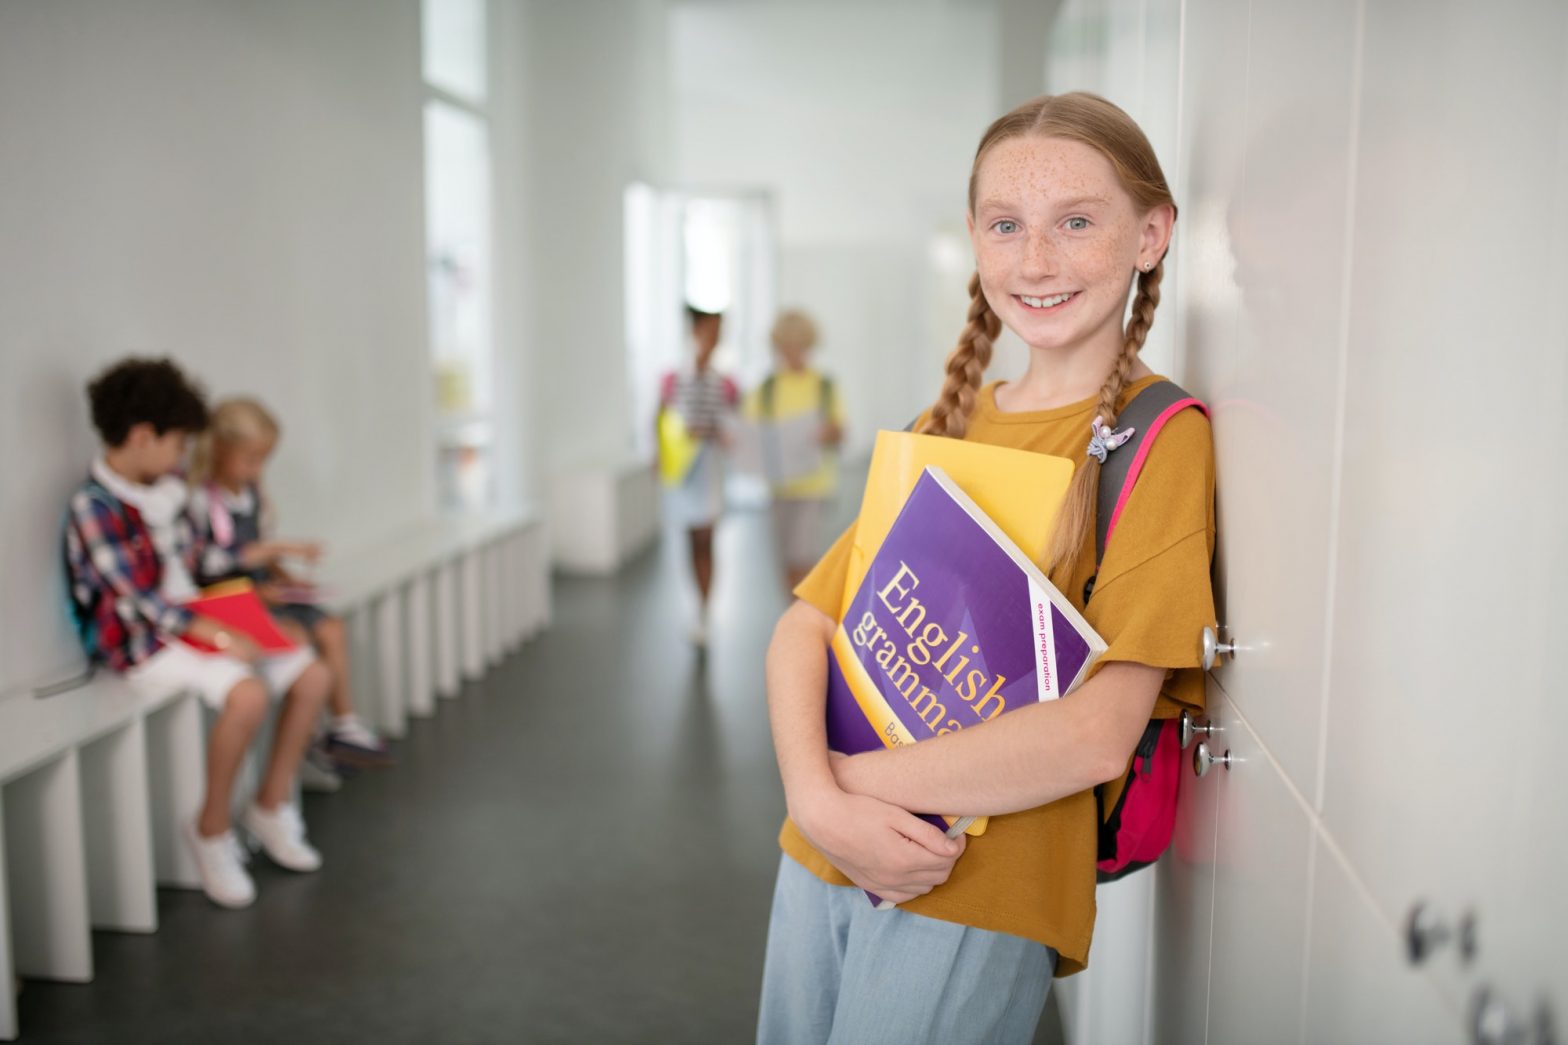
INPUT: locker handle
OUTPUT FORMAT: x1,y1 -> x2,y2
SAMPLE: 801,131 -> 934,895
1178,709 -> 1221,750
1192,741 -> 1235,777
1201,625 -> 1237,671
1470,986 -> 1527,1045
1405,900 -> 1476,966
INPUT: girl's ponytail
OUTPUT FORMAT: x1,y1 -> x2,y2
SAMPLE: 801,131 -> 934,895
918,271 -> 1001,439
1043,258 -> 1166,584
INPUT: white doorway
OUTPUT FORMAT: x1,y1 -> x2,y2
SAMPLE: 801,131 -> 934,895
624,185 -> 778,465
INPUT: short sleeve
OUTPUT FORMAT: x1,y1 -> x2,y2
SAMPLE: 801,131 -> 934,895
1082,407 -> 1217,676
792,522 -> 855,618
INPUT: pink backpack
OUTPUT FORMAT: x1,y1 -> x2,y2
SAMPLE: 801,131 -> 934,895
1088,381 -> 1209,882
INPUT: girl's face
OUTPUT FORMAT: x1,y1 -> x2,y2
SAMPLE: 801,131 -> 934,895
968,135 -> 1173,354
693,314 -> 722,368
217,435 -> 274,488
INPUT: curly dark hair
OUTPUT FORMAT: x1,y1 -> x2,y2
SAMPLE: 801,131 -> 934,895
87,357 -> 210,447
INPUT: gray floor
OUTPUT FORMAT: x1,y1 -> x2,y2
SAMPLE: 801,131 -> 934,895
15,508 -> 1062,1044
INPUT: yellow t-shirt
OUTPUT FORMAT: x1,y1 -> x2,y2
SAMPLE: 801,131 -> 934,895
779,373 -> 1217,976
743,368 -> 846,499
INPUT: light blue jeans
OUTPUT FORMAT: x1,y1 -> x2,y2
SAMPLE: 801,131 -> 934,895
756,855 -> 1056,1045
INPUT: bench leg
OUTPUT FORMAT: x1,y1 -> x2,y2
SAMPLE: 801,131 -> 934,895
346,606 -> 379,726
501,534 -> 523,654
79,719 -> 157,933
146,694 -> 205,890
435,561 -> 460,699
461,550 -> 485,682
526,523 -> 551,636
2,751 -> 93,983
485,542 -> 505,667
374,591 -> 407,739
0,800 -> 16,1040
406,572 -> 436,718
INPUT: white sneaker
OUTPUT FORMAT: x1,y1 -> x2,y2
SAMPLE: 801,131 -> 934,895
241,802 -> 322,873
183,820 -> 256,909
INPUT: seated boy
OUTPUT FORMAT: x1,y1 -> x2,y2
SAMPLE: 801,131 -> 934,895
62,357 -> 331,909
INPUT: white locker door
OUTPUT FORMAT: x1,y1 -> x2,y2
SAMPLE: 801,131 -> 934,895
1202,687 -> 1313,1045
1303,836 -> 1464,1045
1204,0 -> 1362,803
1317,2 -> 1568,1015
1481,12 -> 1568,1029
1150,677 -> 1228,1045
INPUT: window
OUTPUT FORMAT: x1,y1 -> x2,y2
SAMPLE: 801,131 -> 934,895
422,0 -> 493,510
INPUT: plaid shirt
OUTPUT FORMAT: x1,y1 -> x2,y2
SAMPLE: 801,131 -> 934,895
63,476 -> 201,673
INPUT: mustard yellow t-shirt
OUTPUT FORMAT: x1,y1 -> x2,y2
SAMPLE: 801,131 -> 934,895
743,368 -> 846,499
778,373 -> 1217,976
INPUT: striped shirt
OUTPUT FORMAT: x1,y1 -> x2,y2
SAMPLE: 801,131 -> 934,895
660,368 -> 739,432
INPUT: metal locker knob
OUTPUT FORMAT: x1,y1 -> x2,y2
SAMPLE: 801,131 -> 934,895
1471,986 -> 1530,1045
1405,901 -> 1477,966
1201,625 -> 1237,671
1178,709 -> 1220,750
1192,741 -> 1234,777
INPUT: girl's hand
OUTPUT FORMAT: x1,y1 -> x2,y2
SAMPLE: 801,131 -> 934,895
793,786 -> 966,904
227,632 -> 264,666
819,420 -> 843,447
239,541 -> 284,569
256,580 -> 288,606
283,540 -> 324,564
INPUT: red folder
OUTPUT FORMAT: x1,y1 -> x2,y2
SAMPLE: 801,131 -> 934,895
181,580 -> 298,654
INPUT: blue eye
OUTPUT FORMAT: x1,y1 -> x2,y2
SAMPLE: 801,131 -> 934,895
993,220 -> 1019,234
1065,216 -> 1090,231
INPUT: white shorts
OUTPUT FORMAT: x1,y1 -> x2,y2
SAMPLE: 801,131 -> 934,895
667,444 -> 725,529
125,641 -> 317,711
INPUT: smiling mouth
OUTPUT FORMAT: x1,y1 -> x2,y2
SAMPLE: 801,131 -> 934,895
1015,292 -> 1077,311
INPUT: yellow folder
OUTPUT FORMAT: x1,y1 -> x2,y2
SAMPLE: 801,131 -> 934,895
656,408 -> 701,487
840,430 -> 1077,619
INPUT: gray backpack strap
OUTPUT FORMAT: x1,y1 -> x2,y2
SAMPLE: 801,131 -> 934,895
1093,380 -> 1206,564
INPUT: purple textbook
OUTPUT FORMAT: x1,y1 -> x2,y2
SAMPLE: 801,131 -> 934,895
825,466 -> 1108,858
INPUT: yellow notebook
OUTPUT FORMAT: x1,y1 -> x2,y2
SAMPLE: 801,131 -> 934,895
840,430 -> 1076,619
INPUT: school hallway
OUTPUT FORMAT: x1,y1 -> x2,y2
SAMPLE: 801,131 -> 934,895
5,1 -> 1566,1042
10,505 -> 1066,1044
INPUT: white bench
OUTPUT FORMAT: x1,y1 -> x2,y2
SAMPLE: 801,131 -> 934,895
0,507 -> 550,1040
548,460 -> 660,575
0,678 -> 206,1039
320,507 -> 552,739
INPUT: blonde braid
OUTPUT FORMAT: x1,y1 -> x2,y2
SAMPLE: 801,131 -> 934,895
918,271 -> 1002,438
1044,259 -> 1166,582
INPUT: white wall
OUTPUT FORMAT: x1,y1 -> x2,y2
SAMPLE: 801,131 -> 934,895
1046,0 -> 1568,1040
0,0 -> 434,694
514,0 -> 672,475
668,0 -> 1002,449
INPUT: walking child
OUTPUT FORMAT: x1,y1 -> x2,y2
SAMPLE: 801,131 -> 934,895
746,309 -> 845,591
658,305 -> 740,646
757,93 -> 1217,1044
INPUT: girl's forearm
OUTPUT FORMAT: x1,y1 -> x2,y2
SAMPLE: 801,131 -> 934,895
833,661 -> 1165,816
765,600 -> 840,820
